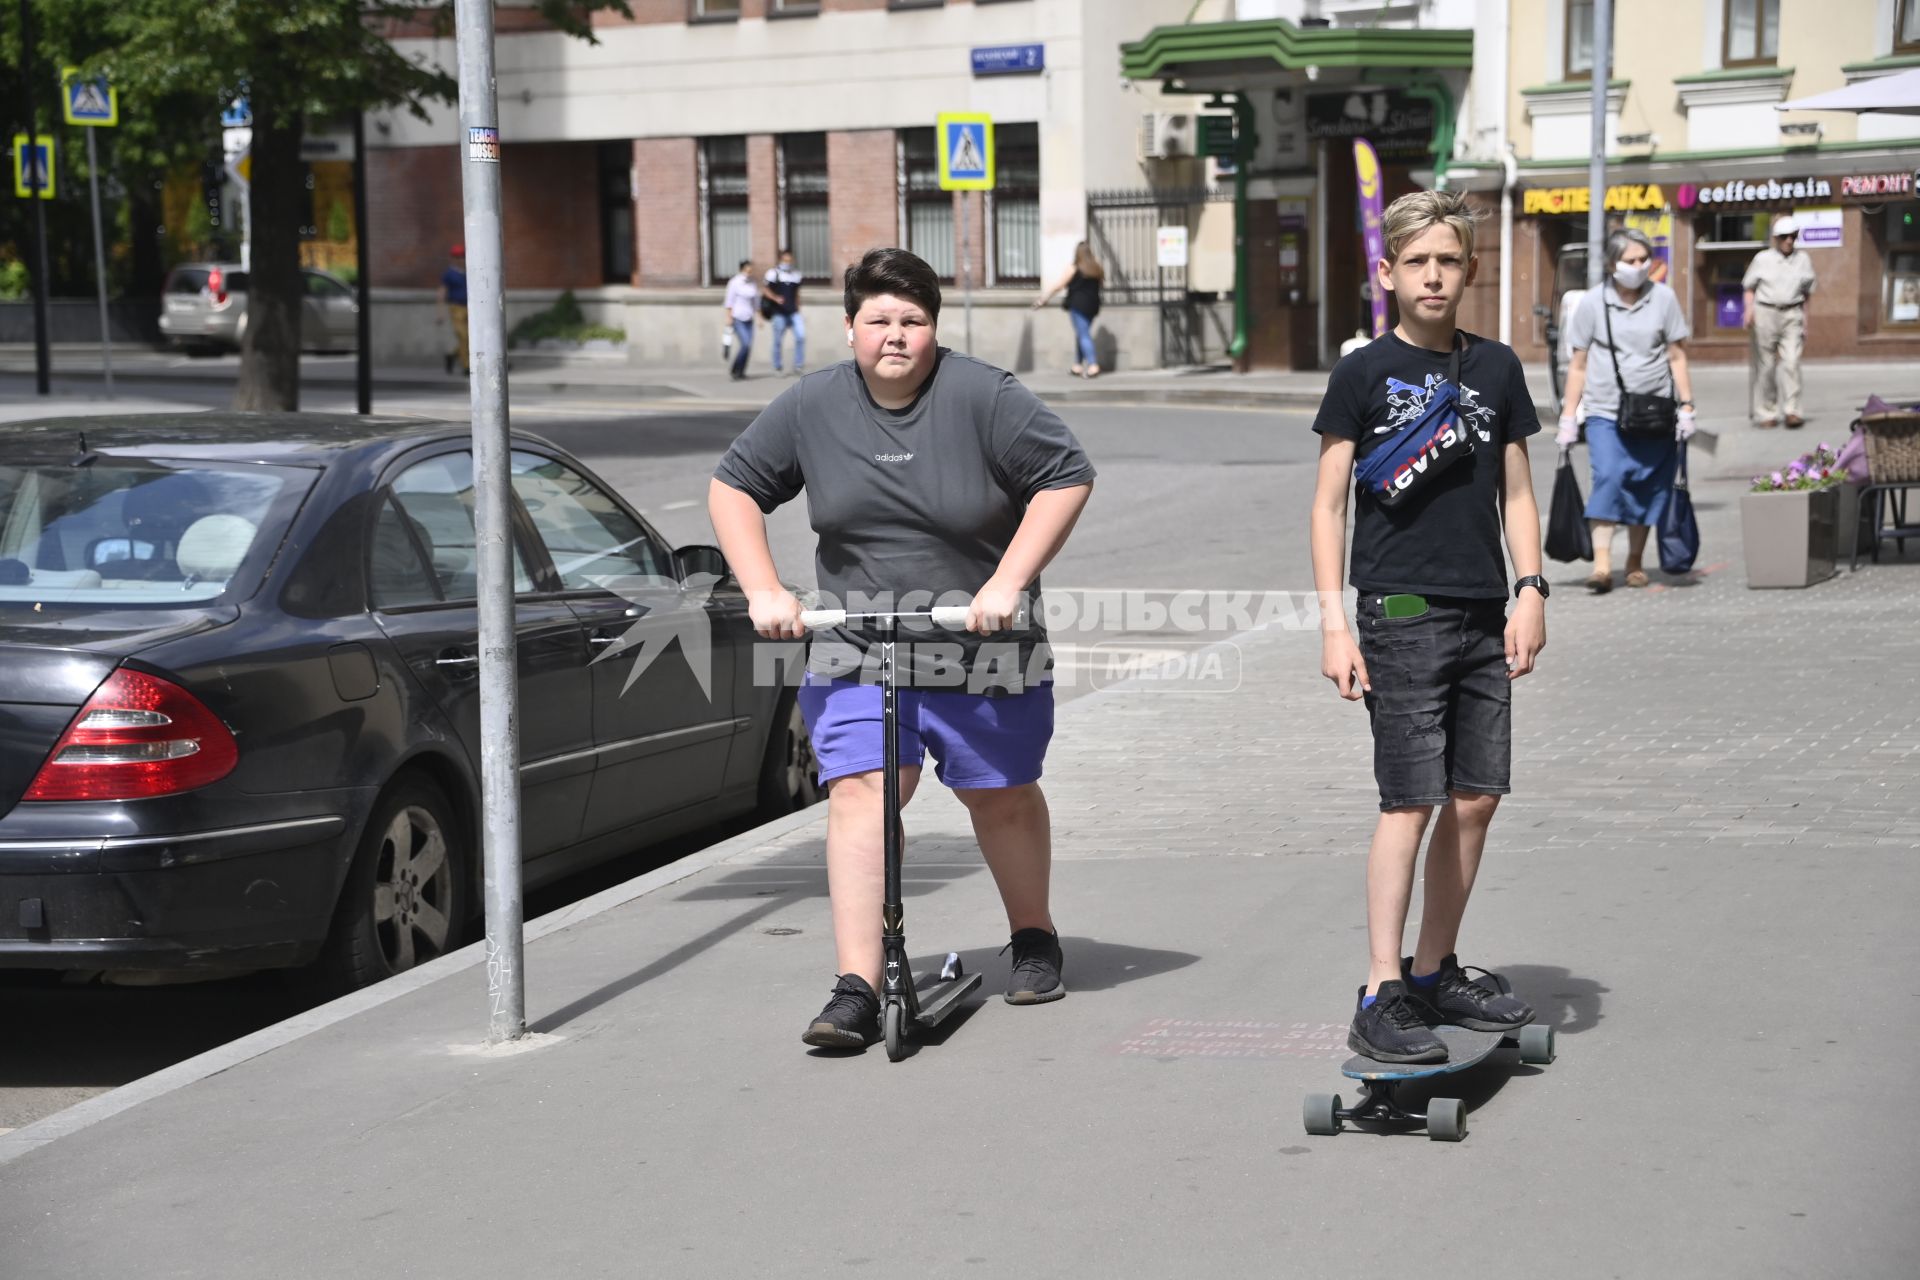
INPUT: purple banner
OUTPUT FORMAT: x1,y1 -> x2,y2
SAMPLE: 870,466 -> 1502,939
1354,138 -> 1389,339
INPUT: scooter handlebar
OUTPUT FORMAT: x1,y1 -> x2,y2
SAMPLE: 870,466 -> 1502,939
797,609 -> 846,628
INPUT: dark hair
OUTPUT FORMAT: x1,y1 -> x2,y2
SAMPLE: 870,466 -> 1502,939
843,248 -> 941,322
737,258 -> 752,271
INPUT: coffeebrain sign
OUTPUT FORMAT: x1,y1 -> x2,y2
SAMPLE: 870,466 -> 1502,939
1523,184 -> 1666,215
1674,176 -> 1833,209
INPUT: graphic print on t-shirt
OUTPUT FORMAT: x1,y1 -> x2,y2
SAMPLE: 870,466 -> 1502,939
1377,373 -> 1497,444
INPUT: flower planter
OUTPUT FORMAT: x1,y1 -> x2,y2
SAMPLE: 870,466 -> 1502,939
1741,488 -> 1839,588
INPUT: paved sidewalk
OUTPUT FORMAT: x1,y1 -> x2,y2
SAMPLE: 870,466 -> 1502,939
1,464 -> 1915,1277
4,345 -> 1917,480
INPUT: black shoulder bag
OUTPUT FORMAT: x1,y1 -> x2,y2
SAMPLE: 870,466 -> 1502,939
1600,291 -> 1678,438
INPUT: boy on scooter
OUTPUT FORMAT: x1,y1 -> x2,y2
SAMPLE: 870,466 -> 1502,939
1307,190 -> 1547,1062
709,248 -> 1095,1051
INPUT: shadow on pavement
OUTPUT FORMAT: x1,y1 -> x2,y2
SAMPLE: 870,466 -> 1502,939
1500,964 -> 1609,1035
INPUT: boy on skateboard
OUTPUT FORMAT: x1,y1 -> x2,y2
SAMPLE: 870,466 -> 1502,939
1308,190 -> 1547,1063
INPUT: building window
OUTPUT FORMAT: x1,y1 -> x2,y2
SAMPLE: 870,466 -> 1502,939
991,123 -> 1040,285
769,0 -> 820,13
900,128 -> 954,282
1899,0 -> 1920,53
701,136 -> 750,287
1884,205 -> 1920,327
691,0 -> 740,19
1565,0 -> 1594,79
1723,0 -> 1779,67
599,142 -> 633,285
778,133 -> 831,282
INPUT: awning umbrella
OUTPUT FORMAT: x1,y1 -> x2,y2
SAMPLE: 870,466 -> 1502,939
1777,67 -> 1920,116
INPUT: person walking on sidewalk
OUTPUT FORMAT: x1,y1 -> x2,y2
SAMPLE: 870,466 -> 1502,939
1032,242 -> 1104,378
723,259 -> 759,381
438,245 -> 469,377
1554,228 -> 1697,593
1743,215 -> 1816,428
762,249 -> 806,376
709,248 -> 1096,1052
1308,189 -> 1544,1064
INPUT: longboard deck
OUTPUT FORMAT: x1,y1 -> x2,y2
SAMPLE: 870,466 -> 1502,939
1341,1024 -> 1509,1082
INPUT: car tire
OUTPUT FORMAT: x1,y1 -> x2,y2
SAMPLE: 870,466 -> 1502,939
314,776 -> 468,994
757,692 -> 821,818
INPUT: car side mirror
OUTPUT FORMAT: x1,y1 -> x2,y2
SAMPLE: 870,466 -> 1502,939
673,543 -> 729,584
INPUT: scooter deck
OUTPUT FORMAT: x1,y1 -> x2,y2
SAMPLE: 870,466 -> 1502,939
911,970 -> 983,1028
1340,1024 -> 1509,1082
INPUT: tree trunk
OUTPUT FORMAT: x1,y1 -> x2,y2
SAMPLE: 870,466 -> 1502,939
233,91 -> 304,412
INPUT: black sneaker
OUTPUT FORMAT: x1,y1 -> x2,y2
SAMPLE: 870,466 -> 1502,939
1002,928 -> 1066,1004
1348,980 -> 1447,1063
801,974 -> 881,1050
1402,954 -> 1535,1031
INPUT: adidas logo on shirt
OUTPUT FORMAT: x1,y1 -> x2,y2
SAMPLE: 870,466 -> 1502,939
873,452 -> 915,463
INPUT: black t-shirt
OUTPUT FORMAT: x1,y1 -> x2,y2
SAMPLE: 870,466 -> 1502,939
713,350 -> 1096,687
1311,330 -> 1541,599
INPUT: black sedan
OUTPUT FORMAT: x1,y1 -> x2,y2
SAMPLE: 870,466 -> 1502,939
0,414 -> 818,990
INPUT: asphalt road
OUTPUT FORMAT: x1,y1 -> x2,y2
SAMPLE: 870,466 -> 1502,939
0,375 -> 1320,1132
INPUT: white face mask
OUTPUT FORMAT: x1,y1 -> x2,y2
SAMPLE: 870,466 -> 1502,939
1613,262 -> 1650,290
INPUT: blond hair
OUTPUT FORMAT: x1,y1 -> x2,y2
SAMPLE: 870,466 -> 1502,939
1381,189 -> 1484,263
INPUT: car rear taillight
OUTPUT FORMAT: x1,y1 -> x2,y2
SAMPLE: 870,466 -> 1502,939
22,669 -> 239,802
207,267 -> 229,308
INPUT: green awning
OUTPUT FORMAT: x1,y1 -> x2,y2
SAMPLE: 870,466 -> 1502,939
1120,18 -> 1473,83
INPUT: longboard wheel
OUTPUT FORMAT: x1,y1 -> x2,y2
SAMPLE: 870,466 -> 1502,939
1517,1023 -> 1555,1065
1303,1092 -> 1343,1136
882,1002 -> 906,1061
1427,1097 -> 1466,1142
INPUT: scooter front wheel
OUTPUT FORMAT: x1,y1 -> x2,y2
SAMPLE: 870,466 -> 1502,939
883,1001 -> 906,1062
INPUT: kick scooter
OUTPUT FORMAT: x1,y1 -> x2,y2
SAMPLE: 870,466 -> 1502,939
797,604 -> 997,1061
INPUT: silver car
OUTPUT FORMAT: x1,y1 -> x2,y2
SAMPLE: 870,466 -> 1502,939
159,263 -> 361,353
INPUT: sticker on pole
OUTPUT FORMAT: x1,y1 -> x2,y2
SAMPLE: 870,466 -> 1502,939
468,127 -> 500,163
937,113 -> 993,191
61,68 -> 118,128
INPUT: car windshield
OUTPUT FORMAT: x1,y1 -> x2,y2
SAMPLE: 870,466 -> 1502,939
0,459 -> 307,607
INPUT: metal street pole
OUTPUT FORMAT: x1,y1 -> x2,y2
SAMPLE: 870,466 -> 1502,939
85,128 -> 114,399
961,191 -> 974,353
1587,0 -> 1612,288
352,109 -> 372,415
453,0 -> 524,1044
18,0 -> 52,396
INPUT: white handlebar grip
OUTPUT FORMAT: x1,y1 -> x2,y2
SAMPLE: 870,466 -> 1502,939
798,609 -> 845,628
928,606 -> 971,627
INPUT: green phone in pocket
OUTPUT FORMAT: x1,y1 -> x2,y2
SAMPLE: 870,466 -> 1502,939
1382,593 -> 1429,619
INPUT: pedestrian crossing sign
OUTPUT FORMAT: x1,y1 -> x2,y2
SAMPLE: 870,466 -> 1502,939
937,113 -> 994,191
12,135 -> 54,199
61,68 -> 118,128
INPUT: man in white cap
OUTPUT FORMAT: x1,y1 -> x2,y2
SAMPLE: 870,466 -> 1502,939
1741,215 -> 1817,428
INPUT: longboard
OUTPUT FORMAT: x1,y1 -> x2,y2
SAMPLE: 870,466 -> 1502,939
1341,1023 -> 1510,1082
1305,1021 -> 1555,1142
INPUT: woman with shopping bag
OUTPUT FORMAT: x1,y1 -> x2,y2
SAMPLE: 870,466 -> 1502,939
1555,229 -> 1697,592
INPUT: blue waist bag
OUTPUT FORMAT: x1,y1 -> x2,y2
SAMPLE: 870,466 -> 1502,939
1352,335 -> 1474,509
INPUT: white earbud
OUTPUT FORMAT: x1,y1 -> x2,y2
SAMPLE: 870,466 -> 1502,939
846,330 -> 855,346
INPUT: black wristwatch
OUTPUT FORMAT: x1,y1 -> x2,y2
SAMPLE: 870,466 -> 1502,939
1514,575 -> 1550,600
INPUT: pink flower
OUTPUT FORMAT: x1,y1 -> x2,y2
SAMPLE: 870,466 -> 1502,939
1771,471 -> 1785,486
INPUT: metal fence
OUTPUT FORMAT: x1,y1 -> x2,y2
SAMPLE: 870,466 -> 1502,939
1085,186 -> 1232,365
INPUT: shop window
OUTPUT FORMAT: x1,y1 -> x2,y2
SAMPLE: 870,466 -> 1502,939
778,134 -> 831,283
599,142 -> 633,285
900,128 -> 954,282
1565,0 -> 1595,79
1698,213 -> 1772,332
1884,205 -> 1920,327
1723,0 -> 1780,67
701,136 -> 750,286
992,123 -> 1040,285
691,0 -> 740,19
1900,0 -> 1920,54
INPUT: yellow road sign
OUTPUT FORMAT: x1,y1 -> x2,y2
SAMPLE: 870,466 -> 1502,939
13,135 -> 54,199
937,113 -> 994,191
61,68 -> 119,127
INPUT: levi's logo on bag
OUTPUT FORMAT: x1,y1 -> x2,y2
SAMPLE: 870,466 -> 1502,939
1352,335 -> 1475,509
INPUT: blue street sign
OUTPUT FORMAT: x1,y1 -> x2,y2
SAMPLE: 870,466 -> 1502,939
62,69 -> 118,127
221,97 -> 252,128
971,44 -> 1044,77
13,135 -> 54,199
937,113 -> 993,191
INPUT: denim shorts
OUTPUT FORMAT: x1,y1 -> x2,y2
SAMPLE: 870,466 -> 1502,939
797,673 -> 1054,790
1354,592 -> 1512,811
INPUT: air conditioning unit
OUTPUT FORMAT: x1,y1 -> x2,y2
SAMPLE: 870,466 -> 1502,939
1140,112 -> 1197,161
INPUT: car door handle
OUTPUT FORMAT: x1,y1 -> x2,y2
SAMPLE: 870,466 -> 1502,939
435,648 -> 479,668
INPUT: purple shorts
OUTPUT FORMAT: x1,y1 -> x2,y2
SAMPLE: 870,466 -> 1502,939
796,673 -> 1054,790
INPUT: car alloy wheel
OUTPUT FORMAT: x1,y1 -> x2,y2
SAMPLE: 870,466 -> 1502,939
759,695 -> 821,816
371,803 -> 456,973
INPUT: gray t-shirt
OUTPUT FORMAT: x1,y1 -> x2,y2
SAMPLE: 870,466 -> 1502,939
713,349 -> 1096,689
1565,281 -> 1689,419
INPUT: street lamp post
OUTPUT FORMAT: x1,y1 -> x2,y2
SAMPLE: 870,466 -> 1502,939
1588,0 -> 1613,288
